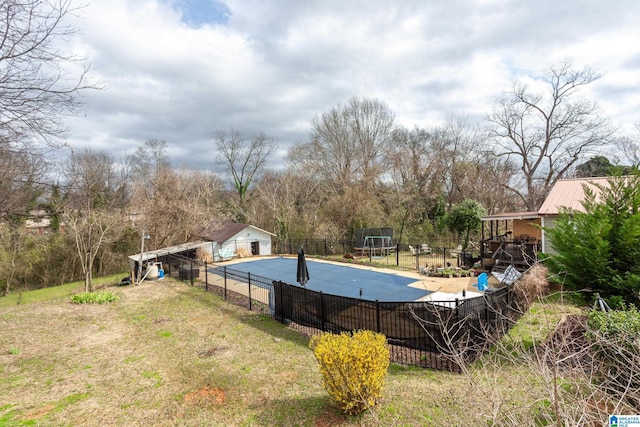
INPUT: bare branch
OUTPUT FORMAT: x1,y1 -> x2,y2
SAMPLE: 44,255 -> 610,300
0,0 -> 102,145
488,59 -> 613,210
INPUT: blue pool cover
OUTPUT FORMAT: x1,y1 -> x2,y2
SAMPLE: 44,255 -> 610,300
217,257 -> 430,301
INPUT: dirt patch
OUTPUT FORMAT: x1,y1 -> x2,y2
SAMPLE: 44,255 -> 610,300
197,346 -> 227,358
20,404 -> 56,420
314,406 -> 347,427
184,387 -> 226,406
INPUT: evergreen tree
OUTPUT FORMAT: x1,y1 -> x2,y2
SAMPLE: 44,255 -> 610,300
546,171 -> 640,307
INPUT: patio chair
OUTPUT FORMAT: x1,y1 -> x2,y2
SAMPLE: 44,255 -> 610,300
491,264 -> 522,285
408,245 -> 418,256
475,272 -> 489,291
218,247 -> 236,261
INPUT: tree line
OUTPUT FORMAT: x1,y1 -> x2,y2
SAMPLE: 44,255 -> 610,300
1,1 -> 640,294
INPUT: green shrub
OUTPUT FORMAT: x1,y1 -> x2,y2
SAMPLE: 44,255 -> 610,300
70,291 -> 118,304
545,172 -> 640,306
588,306 -> 640,339
587,307 -> 640,408
309,330 -> 390,415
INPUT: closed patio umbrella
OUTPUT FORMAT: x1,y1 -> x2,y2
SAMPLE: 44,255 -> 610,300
297,246 -> 309,287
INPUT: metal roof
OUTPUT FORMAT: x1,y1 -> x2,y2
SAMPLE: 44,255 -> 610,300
537,177 -> 609,215
483,177 -> 615,220
196,221 -> 276,243
128,241 -> 213,262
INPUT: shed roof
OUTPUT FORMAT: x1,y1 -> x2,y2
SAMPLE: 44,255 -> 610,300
537,177 -> 610,215
128,241 -> 212,263
196,221 -> 276,243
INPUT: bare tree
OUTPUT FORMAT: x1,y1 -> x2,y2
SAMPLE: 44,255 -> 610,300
214,129 -> 276,221
0,222 -> 27,295
130,168 -> 225,249
128,139 -> 171,186
474,154 -> 520,215
64,208 -> 122,292
0,0 -> 99,145
0,0 -> 99,232
65,148 -> 129,210
488,59 -> 613,211
438,114 -> 485,208
63,148 -> 128,291
285,97 -> 395,240
251,170 -> 321,239
385,126 -> 447,243
293,97 -> 395,192
0,138 -> 47,221
614,126 -> 640,167
384,118 -> 516,244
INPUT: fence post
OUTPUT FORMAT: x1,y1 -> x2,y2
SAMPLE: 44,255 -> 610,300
248,272 -> 252,311
277,281 -> 282,321
223,266 -> 227,300
442,247 -> 446,268
484,295 -> 489,323
320,291 -> 326,331
190,260 -> 194,286
396,243 -> 399,266
204,261 -> 208,291
376,300 -> 380,332
415,248 -> 420,270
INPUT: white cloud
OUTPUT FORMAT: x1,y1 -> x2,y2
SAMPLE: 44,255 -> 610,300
60,0 -> 640,170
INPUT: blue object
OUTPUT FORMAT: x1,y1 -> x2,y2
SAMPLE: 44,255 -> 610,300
158,268 -> 165,279
477,272 -> 488,291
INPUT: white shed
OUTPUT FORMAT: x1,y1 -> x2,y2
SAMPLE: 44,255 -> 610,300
196,222 -> 276,261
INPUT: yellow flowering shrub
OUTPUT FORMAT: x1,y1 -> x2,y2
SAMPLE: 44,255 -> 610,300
309,330 -> 390,415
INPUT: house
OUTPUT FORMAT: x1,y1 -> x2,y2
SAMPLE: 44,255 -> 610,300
536,176 -> 611,254
24,209 -> 64,234
479,176 -> 611,272
196,222 -> 276,261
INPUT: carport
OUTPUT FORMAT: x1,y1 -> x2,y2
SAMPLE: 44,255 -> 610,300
128,241 -> 214,283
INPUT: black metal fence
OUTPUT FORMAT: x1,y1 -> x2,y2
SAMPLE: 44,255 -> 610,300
273,238 -> 477,271
182,259 -> 521,372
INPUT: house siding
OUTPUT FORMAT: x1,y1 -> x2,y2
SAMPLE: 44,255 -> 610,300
221,228 -> 273,256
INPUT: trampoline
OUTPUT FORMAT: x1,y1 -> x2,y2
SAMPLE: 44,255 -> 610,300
216,257 -> 430,301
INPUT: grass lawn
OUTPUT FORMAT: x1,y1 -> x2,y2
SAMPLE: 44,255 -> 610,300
0,278 -> 587,426
0,274 -> 126,308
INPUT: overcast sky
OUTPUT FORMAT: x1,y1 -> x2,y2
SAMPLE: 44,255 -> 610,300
63,0 -> 640,170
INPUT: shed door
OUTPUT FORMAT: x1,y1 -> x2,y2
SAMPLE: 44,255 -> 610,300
251,241 -> 259,255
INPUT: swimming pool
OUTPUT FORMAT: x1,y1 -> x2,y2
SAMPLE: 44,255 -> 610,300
218,257 -> 430,301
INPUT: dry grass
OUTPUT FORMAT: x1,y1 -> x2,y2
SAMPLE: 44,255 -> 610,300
0,277 -> 598,426
236,247 -> 251,258
513,264 -> 550,310
196,247 -> 214,263
1,280 -> 325,425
